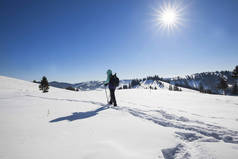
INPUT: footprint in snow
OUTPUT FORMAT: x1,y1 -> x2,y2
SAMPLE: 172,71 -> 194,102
162,144 -> 190,159
175,132 -> 202,142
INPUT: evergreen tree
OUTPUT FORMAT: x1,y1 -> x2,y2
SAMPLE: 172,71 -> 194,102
232,65 -> 238,84
123,85 -> 128,89
39,76 -> 49,93
204,89 -> 212,94
169,85 -> 173,91
66,86 -> 75,91
131,79 -> 140,87
217,78 -> 228,95
232,65 -> 238,79
128,83 -> 132,89
199,83 -> 204,93
232,65 -> 238,95
174,85 -> 179,91
232,83 -> 238,95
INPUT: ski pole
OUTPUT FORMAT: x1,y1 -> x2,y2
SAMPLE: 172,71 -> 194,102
105,86 -> 109,103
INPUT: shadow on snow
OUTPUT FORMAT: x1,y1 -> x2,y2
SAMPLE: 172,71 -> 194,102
50,106 -> 109,123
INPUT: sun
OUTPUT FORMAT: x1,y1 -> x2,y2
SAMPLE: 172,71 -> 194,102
161,9 -> 177,25
153,1 -> 185,33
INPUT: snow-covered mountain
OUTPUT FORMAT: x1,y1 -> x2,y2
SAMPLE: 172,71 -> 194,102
49,81 -> 104,90
140,80 -> 168,89
49,81 -> 73,88
48,71 -> 235,95
49,79 -> 172,91
1,75 -> 238,159
49,80 -> 133,90
73,81 -> 105,90
167,71 -> 234,93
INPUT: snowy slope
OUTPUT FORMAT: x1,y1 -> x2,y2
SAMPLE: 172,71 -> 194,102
49,80 -> 132,91
139,79 -> 196,93
49,79 -> 197,93
1,76 -> 238,159
73,81 -> 104,90
140,80 -> 170,89
118,79 -> 132,88
168,71 -> 235,94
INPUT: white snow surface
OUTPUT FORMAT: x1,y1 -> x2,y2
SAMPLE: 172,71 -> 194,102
0,76 -> 238,159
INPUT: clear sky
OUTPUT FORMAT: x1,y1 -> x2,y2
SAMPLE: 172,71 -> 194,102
1,0 -> 238,83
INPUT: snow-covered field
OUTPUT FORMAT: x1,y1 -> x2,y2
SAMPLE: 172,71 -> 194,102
0,76 -> 238,159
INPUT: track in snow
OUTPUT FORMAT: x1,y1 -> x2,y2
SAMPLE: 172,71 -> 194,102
113,105 -> 238,144
27,94 -> 238,144
24,94 -> 238,158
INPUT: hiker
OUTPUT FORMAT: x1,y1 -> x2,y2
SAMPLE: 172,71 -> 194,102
104,69 -> 118,106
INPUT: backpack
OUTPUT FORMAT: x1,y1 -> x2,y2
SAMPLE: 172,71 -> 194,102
110,73 -> 119,87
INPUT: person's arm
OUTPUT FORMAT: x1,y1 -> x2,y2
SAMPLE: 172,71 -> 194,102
104,74 -> 110,85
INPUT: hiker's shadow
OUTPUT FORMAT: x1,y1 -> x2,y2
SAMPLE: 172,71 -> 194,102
50,106 -> 109,123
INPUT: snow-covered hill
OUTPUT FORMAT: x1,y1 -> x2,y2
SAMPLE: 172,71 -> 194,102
46,70 -> 236,95
167,71 -> 235,94
139,79 -> 169,89
49,80 -> 132,90
73,81 -> 105,90
49,80 -> 104,90
49,79 -> 188,92
1,75 -> 238,159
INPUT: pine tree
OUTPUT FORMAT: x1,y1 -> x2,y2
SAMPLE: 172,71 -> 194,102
169,85 -> 173,91
66,86 -> 75,91
217,78 -> 228,95
199,83 -> 204,93
39,76 -> 49,93
232,66 -> 238,85
131,79 -> 140,87
232,83 -> 238,95
174,85 -> 179,91
128,83 -> 132,89
232,66 -> 238,95
232,65 -> 238,79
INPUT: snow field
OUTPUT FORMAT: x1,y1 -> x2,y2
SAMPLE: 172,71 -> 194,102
0,76 -> 238,159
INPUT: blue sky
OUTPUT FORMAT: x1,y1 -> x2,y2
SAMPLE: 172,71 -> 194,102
1,0 -> 238,83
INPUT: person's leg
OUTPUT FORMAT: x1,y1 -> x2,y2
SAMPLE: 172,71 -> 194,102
111,89 -> 117,106
109,89 -> 113,104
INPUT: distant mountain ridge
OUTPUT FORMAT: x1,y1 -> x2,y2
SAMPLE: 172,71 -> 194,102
165,71 -> 234,94
49,81 -> 73,89
49,81 -> 104,91
49,80 -> 132,91
48,70 -> 235,94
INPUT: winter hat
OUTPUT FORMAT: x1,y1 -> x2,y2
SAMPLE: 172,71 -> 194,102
107,69 -> 112,75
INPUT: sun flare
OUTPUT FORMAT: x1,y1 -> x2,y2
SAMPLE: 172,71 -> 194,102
161,9 -> 177,25
153,1 -> 185,33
